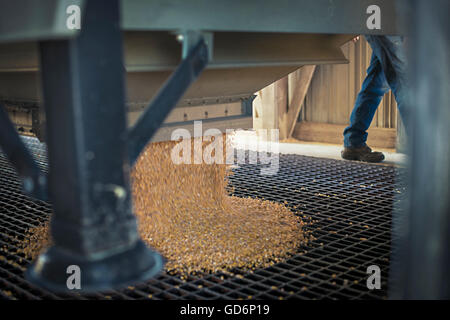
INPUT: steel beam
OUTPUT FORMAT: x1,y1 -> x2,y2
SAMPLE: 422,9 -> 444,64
128,37 -> 209,165
122,0 -> 402,35
0,0 -> 402,44
389,0 -> 450,299
0,102 -> 47,200
26,0 -> 162,292
0,0 -> 84,43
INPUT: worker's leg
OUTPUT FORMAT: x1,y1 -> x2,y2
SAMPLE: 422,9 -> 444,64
343,52 -> 390,148
365,35 -> 409,131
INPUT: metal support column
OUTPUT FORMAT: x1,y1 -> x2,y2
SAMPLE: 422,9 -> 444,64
0,103 -> 47,200
128,36 -> 209,165
390,0 -> 450,299
241,95 -> 256,116
27,0 -> 163,292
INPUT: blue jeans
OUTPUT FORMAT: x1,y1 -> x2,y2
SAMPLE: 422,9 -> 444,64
343,35 -> 409,148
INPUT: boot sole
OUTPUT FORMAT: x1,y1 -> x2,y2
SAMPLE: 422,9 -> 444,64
341,152 -> 385,163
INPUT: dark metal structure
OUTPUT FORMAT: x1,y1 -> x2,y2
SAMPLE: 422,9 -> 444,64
2,0 -> 449,299
0,0 -> 397,142
0,0 -> 404,293
128,38 -> 209,165
0,0 -> 402,40
0,103 -> 47,200
389,0 -> 450,299
26,0 -> 164,292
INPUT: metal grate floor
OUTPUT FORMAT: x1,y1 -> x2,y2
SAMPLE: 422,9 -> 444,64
0,137 -> 405,300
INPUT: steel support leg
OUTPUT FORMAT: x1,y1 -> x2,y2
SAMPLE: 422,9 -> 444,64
241,95 -> 256,116
0,103 -> 47,200
389,0 -> 450,299
128,37 -> 209,165
26,0 -> 163,292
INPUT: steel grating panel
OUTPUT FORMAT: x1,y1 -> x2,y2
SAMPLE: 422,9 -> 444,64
0,136 -> 406,300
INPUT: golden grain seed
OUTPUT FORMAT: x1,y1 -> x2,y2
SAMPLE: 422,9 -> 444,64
18,137 -> 309,276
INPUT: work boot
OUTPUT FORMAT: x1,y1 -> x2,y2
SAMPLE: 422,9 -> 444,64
341,144 -> 385,163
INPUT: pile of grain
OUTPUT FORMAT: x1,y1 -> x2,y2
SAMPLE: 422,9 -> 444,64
19,136 -> 307,275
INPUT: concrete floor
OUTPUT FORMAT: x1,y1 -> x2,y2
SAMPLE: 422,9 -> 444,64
230,130 -> 407,166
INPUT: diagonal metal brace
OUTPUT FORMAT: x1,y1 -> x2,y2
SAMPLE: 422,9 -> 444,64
0,102 -> 47,200
128,37 -> 209,165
